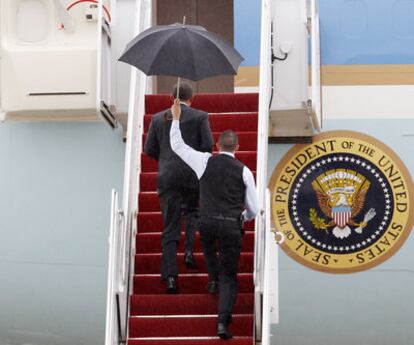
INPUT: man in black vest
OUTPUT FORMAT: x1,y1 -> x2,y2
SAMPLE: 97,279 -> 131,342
144,83 -> 214,293
170,99 -> 258,339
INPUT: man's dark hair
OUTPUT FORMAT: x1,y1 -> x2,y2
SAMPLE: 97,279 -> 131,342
218,130 -> 239,152
172,82 -> 193,101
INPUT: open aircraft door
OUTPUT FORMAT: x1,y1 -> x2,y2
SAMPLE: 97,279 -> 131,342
309,0 -> 322,132
269,0 -> 322,141
0,0 -> 117,127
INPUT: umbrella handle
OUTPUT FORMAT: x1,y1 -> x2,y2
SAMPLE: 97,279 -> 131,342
176,77 -> 181,99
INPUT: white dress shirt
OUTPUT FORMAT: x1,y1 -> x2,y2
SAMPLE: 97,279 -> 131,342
170,119 -> 258,221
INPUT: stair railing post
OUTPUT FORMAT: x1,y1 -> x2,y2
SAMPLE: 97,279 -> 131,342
105,189 -> 120,345
261,189 -> 282,345
119,0 -> 153,342
254,0 -> 272,341
105,1 -> 153,345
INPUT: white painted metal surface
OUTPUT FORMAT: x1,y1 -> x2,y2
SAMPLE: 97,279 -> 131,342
121,0 -> 152,327
271,0 -> 309,111
104,0 -> 152,344
0,0 -> 113,122
309,0 -> 322,131
113,0 -> 141,115
105,189 -> 125,345
270,0 -> 322,133
97,0 -> 117,127
254,0 -> 272,340
323,85 -> 414,119
261,189 -> 282,345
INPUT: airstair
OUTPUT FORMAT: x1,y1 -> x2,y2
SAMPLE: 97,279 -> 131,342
105,0 -> 321,344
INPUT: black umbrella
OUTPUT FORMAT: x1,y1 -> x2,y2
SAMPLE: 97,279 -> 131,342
118,22 -> 244,84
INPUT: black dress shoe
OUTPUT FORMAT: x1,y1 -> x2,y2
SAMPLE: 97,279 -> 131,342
207,280 -> 218,294
217,323 -> 233,340
183,251 -> 198,269
166,276 -> 178,294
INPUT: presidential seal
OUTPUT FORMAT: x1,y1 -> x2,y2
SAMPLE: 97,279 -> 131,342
269,131 -> 414,273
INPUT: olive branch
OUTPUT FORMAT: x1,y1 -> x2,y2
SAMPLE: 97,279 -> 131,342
309,208 -> 329,233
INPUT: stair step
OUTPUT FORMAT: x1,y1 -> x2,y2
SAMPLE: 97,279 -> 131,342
138,212 -> 255,233
130,293 -> 253,315
128,336 -> 253,345
138,192 -> 160,212
133,273 -> 254,294
145,93 -> 258,114
136,231 -> 254,253
140,171 -> 256,192
144,113 -> 258,134
141,152 -> 257,174
142,131 -> 257,151
135,253 -> 253,274
208,114 -> 259,133
129,314 -> 253,338
139,173 -> 158,192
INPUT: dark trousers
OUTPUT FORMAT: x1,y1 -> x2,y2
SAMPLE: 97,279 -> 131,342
199,217 -> 242,325
159,187 -> 199,280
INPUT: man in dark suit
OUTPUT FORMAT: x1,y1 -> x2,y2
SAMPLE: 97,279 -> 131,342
144,82 -> 214,293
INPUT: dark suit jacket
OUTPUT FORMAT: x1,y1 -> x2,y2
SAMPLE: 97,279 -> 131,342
144,104 -> 214,194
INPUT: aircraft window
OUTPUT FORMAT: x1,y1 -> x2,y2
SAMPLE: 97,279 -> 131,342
16,0 -> 49,43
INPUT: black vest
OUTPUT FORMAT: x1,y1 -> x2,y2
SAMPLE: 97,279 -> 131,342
200,154 -> 246,219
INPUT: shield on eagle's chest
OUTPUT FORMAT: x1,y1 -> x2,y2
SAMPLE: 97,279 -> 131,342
331,206 -> 352,228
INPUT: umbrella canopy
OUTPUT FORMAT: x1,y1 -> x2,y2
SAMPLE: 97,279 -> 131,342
119,23 -> 244,81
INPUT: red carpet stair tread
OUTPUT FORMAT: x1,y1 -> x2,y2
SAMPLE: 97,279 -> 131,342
136,231 -> 254,253
130,93 -> 258,345
144,114 -> 258,134
142,132 -> 258,152
128,338 -> 253,345
133,273 -> 254,294
130,293 -> 253,315
135,253 -> 253,274
144,93 -> 258,114
129,315 -> 253,337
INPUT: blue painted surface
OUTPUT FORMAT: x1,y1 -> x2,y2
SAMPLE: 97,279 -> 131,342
234,0 -> 261,66
234,0 -> 414,66
268,119 -> 414,345
318,0 -> 414,64
0,122 -> 125,345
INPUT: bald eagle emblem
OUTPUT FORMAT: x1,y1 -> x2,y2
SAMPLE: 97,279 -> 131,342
309,169 -> 376,239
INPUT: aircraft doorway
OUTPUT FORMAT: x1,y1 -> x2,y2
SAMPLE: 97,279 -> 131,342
155,0 -> 234,94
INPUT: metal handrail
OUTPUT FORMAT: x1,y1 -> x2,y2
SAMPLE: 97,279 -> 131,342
119,208 -> 127,289
105,190 -> 125,345
253,0 -> 272,341
255,0 -> 322,342
261,189 -> 284,345
261,189 -> 272,345
122,3 -> 152,338
309,0 -> 322,131
104,1 -> 152,344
